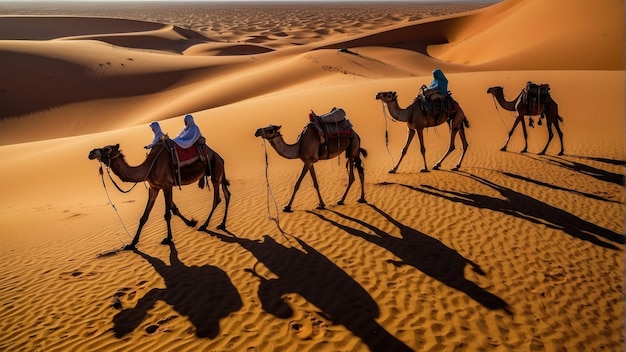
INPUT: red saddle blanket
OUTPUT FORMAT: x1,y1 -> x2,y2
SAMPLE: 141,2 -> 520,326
174,143 -> 208,166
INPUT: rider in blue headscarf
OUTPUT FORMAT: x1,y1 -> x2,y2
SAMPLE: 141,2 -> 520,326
427,69 -> 448,100
144,121 -> 166,149
173,114 -> 202,148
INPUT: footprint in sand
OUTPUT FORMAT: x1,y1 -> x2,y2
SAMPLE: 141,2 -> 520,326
288,313 -> 327,340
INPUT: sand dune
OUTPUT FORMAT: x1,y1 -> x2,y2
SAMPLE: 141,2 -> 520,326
0,1 -> 623,351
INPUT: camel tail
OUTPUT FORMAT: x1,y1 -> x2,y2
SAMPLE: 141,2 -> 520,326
463,117 -> 470,128
359,148 -> 368,158
558,115 -> 563,122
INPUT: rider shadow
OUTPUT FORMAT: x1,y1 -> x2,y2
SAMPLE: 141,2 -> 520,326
307,205 -> 510,312
206,229 -> 414,352
112,242 -> 242,338
381,172 -> 623,250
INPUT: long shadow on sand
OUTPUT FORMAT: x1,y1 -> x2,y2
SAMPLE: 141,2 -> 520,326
112,242 -> 242,338
540,155 -> 625,186
307,205 -> 510,313
379,172 -> 624,250
206,230 -> 413,352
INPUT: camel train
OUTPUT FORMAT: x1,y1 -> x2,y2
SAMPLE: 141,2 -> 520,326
88,77 -> 563,249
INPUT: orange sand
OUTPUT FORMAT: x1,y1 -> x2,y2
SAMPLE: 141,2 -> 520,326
0,1 -> 623,351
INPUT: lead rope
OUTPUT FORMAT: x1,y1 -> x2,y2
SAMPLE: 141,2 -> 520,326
492,95 -> 511,134
262,139 -> 292,242
99,163 -> 133,246
380,101 -> 396,167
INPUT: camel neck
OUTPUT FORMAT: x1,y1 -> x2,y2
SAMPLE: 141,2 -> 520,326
268,134 -> 301,160
109,149 -> 160,183
492,89 -> 519,112
386,99 -> 412,122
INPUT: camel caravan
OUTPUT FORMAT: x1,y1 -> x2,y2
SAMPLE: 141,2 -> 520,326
88,70 -> 564,249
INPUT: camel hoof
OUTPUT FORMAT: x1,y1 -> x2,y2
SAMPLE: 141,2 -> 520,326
388,170 -> 397,174
433,165 -> 440,171
451,166 -> 460,171
558,151 -> 564,156
357,198 -> 368,204
317,204 -> 326,210
198,225 -> 208,232
420,168 -> 430,173
520,149 -> 527,154
216,223 -> 227,231
188,219 -> 198,227
538,151 -> 546,155
123,243 -> 136,251
500,147 -> 507,152
161,238 -> 172,245
283,206 -> 293,213
337,201 -> 344,206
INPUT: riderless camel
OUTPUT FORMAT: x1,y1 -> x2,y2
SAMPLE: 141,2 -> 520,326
88,142 -> 230,249
375,91 -> 470,173
487,86 -> 564,155
254,124 -> 367,212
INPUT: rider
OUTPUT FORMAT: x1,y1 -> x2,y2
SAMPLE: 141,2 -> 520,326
144,121 -> 166,150
173,114 -> 203,148
423,69 -> 449,116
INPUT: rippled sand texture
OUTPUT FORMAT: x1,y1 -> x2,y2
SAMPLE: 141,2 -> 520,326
0,1 -> 623,351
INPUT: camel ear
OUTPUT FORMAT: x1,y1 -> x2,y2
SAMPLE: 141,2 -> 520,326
115,144 -> 120,149
276,125 -> 282,130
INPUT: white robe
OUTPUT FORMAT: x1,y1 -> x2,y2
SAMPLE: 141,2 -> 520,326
173,114 -> 202,149
145,121 -> 165,149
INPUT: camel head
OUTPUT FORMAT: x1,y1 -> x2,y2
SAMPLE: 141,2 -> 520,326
375,91 -> 397,103
254,125 -> 282,140
88,144 -> 121,164
486,86 -> 503,95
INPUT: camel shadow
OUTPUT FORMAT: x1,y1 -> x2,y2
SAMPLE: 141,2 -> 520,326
112,242 -> 242,338
379,172 -> 623,250
540,155 -> 625,186
205,229 -> 413,352
307,205 -> 510,313
500,171 -> 622,204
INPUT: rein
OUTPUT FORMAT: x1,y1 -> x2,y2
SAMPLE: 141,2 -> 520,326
379,100 -> 396,167
491,94 -> 513,133
261,138 -> 293,243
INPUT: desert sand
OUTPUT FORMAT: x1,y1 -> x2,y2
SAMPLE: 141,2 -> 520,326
0,0 -> 623,351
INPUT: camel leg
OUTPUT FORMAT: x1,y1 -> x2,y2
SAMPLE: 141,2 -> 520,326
389,128 -> 415,173
125,187 -> 159,250
161,187 -> 174,245
170,202 -> 197,227
356,153 -> 367,203
283,162 -> 312,212
198,180 -> 222,232
416,128 -> 429,173
217,177 -> 231,230
337,159 -> 355,206
554,119 -> 565,155
433,122 -> 459,170
452,126 -> 469,171
538,119 -> 555,155
308,165 -> 326,210
501,115 -> 525,152
519,117 -> 529,153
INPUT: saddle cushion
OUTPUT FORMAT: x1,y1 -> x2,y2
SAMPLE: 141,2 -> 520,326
174,142 -> 208,166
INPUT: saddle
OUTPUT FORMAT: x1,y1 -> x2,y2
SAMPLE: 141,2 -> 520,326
309,107 -> 354,157
522,82 -> 551,123
162,136 -> 211,188
416,89 -> 459,123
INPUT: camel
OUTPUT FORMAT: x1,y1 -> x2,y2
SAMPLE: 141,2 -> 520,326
375,91 -> 470,173
88,142 -> 230,249
254,123 -> 367,212
487,86 -> 564,155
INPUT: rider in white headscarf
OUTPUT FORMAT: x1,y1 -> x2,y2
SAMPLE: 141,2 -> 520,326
173,114 -> 202,148
144,121 -> 166,149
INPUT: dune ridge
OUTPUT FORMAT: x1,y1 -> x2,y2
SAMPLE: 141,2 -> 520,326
0,1 -> 623,351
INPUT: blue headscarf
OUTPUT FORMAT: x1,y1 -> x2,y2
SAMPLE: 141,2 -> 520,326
145,121 -> 165,149
428,69 -> 448,95
173,114 -> 202,148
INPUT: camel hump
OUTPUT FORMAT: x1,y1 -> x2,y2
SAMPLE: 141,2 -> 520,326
310,107 -> 346,124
